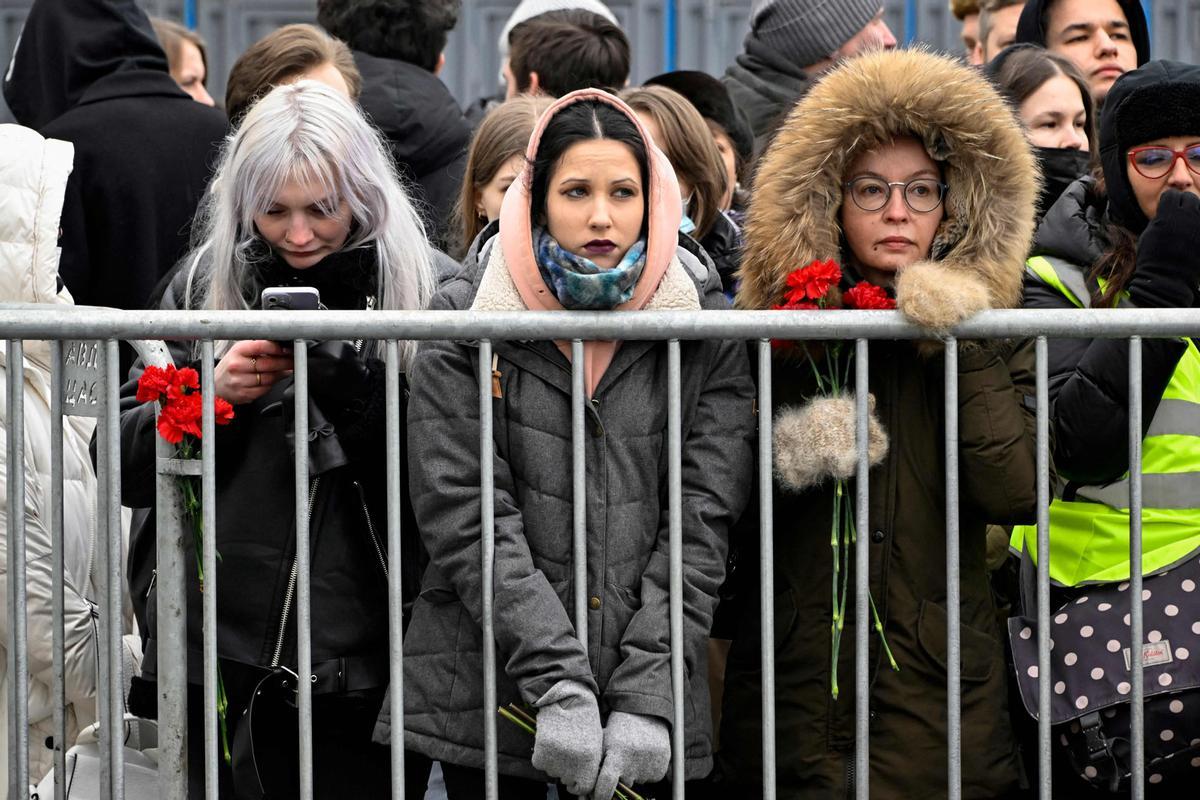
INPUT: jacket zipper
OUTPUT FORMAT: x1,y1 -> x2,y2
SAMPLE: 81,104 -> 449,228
589,398 -> 604,436
353,479 -> 388,577
845,753 -> 855,798
270,476 -> 320,667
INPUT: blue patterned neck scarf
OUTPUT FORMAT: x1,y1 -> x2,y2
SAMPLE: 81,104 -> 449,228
534,227 -> 647,310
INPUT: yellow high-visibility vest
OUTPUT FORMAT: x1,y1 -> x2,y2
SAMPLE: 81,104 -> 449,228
1010,255 -> 1200,586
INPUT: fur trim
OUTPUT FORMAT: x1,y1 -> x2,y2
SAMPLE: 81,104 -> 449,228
470,241 -> 701,313
773,393 -> 888,492
894,261 -> 991,333
736,48 -> 1040,331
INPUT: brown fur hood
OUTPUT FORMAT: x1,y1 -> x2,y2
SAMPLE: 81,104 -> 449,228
736,48 -> 1040,331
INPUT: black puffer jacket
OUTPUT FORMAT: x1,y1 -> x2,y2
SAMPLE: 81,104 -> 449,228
121,248 -> 418,693
353,51 -> 471,251
1023,177 -> 1193,485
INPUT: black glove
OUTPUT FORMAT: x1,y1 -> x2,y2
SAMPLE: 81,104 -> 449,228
1130,189 -> 1200,308
305,340 -> 377,416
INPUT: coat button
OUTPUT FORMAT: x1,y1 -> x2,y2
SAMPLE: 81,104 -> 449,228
589,596 -> 601,610
871,529 -> 885,543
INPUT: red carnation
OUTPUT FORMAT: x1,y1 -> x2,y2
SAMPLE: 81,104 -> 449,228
214,397 -> 235,426
167,366 -> 200,400
784,259 -> 842,304
136,365 -> 172,403
158,393 -> 204,443
843,281 -> 896,310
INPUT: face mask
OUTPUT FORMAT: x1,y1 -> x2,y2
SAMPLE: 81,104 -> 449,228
1036,146 -> 1092,218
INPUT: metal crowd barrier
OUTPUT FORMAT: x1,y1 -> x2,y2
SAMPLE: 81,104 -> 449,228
3,304 -> 1195,800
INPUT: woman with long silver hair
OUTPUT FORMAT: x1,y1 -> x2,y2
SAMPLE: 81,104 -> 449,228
119,80 -> 441,797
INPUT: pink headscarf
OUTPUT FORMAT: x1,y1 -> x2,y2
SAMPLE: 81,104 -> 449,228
498,89 -> 684,397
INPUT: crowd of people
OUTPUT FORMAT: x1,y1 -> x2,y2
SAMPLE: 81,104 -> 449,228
2,0 -> 1199,798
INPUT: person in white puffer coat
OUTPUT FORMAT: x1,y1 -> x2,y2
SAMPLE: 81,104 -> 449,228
0,123 -> 118,787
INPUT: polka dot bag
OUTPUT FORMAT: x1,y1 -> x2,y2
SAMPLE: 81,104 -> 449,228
1008,558 -> 1200,792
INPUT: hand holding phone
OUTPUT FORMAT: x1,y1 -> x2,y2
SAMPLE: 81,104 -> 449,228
214,340 -> 294,405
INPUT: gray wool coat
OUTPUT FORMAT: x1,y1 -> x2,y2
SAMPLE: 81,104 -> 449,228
402,233 -> 755,780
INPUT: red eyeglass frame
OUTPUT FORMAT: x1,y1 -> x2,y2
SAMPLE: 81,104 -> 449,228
1127,143 -> 1200,179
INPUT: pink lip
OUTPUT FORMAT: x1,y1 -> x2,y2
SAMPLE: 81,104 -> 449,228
583,240 -> 616,254
878,237 -> 914,248
1095,65 -> 1124,77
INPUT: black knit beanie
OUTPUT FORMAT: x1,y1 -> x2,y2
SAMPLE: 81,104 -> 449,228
644,70 -> 755,167
1099,60 -> 1200,233
1015,0 -> 1150,67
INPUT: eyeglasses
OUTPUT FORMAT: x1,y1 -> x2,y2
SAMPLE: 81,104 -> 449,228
1127,143 -> 1200,180
844,177 -> 947,213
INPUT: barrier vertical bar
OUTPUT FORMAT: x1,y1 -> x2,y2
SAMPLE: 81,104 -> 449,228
944,337 -> 962,800
156,378 -> 189,800
386,340 -> 406,798
758,339 -> 776,800
667,340 -> 685,800
1035,337 -> 1052,800
854,339 -> 870,800
478,341 -> 499,800
1129,337 -> 1145,798
49,339 -> 66,800
200,342 -> 220,798
571,340 -> 588,651
7,340 -> 30,797
293,339 -> 313,800
94,341 -> 113,800
104,340 -> 124,799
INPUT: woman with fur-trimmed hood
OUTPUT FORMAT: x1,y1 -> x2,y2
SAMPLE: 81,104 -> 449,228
718,49 -> 1041,797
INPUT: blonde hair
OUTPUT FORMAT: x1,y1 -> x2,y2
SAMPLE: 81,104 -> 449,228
188,81 -> 435,366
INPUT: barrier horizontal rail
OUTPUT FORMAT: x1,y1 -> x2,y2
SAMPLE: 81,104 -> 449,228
3,305 -> 1200,340
1,309 -> 1184,799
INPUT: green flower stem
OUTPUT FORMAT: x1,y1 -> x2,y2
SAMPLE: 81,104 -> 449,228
497,707 -> 536,736
181,483 -> 231,766
870,594 -> 900,672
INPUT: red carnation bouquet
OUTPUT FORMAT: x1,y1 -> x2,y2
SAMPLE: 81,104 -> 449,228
137,363 -> 235,762
773,260 -> 899,699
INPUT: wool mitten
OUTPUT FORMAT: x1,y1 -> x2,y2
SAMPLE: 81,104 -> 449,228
772,393 -> 889,492
591,711 -> 671,800
531,680 -> 603,797
1130,189 -> 1200,308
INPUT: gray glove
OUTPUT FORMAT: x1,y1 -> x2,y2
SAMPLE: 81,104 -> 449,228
591,711 -> 671,800
531,680 -> 603,797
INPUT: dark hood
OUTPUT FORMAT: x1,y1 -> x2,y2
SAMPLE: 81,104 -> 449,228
1032,175 -> 1109,267
1099,59 -> 1200,234
352,51 -> 471,179
1015,0 -> 1150,66
3,0 -> 176,130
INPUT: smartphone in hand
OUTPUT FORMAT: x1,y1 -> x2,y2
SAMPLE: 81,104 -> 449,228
261,287 -> 320,310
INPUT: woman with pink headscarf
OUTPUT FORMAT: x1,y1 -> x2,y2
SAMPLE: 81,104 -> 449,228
400,90 -> 754,799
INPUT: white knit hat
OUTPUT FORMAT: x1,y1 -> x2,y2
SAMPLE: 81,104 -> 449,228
498,0 -> 620,59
